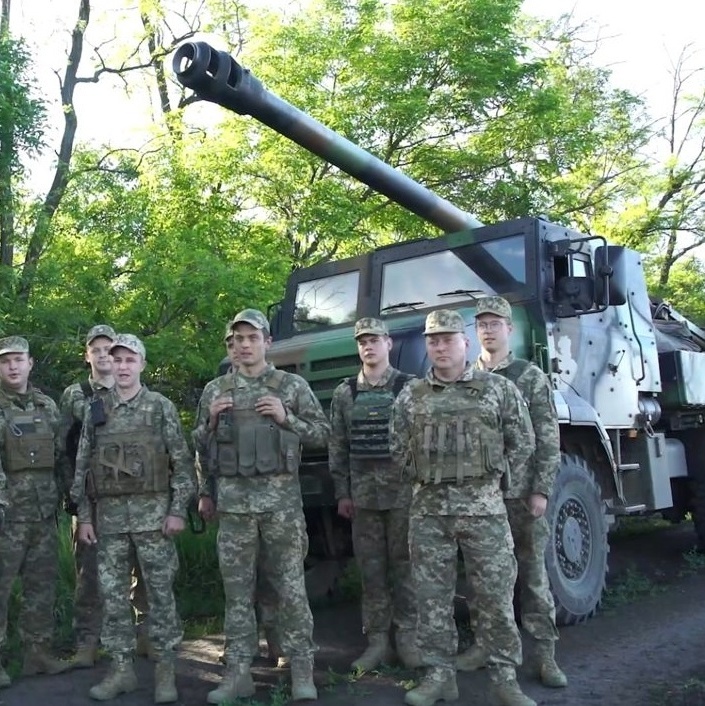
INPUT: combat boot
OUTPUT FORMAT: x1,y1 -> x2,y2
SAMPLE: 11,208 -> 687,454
154,655 -> 178,704
456,643 -> 488,672
351,633 -> 394,671
206,660 -> 255,704
89,656 -> 138,701
532,640 -> 567,688
404,667 -> 459,706
72,640 -> 99,669
290,654 -> 317,701
22,643 -> 72,676
395,631 -> 422,669
491,679 -> 536,706
0,663 -> 11,688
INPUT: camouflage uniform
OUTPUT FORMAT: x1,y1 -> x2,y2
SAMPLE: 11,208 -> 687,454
193,362 -> 330,665
390,310 -> 535,706
329,322 -> 416,662
71,382 -> 195,662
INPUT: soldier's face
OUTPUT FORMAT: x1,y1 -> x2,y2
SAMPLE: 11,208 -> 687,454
232,323 -> 271,368
425,332 -> 468,372
111,347 -> 145,390
0,353 -> 33,392
356,334 -> 392,367
85,336 -> 114,375
225,336 -> 239,367
475,315 -> 512,354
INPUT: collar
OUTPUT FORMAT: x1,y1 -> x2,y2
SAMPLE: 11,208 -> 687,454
357,365 -> 394,388
475,351 -> 514,373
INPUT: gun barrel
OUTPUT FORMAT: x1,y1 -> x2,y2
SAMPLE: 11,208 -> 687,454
172,41 -> 483,233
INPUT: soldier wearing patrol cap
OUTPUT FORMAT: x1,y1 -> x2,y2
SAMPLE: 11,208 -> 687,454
194,309 -> 330,703
457,296 -> 566,688
329,318 -> 419,671
72,333 -> 196,703
390,309 -> 538,706
0,336 -> 71,687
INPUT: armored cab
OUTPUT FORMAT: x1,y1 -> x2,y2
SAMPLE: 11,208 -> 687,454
175,42 -> 705,623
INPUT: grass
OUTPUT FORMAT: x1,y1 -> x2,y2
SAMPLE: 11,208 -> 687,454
602,566 -> 667,610
647,676 -> 705,706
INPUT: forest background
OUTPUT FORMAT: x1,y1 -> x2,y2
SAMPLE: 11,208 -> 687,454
2,0 -> 705,409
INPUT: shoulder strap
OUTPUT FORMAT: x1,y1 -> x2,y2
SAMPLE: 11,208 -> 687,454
265,369 -> 286,390
391,372 -> 414,397
501,358 -> 531,385
80,380 -> 93,399
346,377 -> 358,401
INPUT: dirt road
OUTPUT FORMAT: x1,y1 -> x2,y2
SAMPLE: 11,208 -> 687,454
2,521 -> 704,706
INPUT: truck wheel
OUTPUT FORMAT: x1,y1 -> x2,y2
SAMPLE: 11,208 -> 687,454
545,453 -> 609,625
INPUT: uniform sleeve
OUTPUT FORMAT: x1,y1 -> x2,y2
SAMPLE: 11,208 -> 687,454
161,398 -> 196,519
389,385 -> 414,470
328,383 -> 351,501
280,378 -> 331,449
500,379 -> 535,477
193,381 -> 219,497
523,369 -> 561,497
71,415 -> 94,523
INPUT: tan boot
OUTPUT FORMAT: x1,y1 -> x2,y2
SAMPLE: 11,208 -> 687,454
72,642 -> 99,669
532,640 -> 567,688
154,656 -> 178,704
290,655 -> 317,701
136,631 -> 158,662
351,633 -> 394,671
22,643 -> 72,676
395,631 -> 422,669
0,663 -> 11,688
89,657 -> 138,701
491,679 -> 537,706
404,667 -> 459,706
456,643 -> 488,672
265,627 -> 290,669
206,661 -> 255,704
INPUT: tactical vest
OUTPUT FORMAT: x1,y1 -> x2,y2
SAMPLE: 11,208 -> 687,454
1,396 -> 54,473
495,358 -> 531,386
408,378 -> 507,485
347,373 -> 413,459
91,392 -> 170,497
214,369 -> 301,477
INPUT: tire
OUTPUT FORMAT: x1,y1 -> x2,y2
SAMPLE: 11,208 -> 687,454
545,453 -> 609,625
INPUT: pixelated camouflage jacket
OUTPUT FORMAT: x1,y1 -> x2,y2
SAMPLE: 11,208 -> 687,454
390,365 -> 535,516
71,385 -> 196,534
0,384 -> 62,520
473,353 -> 560,499
329,366 -> 412,510
58,377 -> 114,494
193,363 -> 331,514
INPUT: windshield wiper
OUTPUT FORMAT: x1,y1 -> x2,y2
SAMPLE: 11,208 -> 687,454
380,301 -> 425,312
437,289 -> 487,300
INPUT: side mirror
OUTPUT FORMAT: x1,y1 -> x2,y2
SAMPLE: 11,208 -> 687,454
594,245 -> 627,306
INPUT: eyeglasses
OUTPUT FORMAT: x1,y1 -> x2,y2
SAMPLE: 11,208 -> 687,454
475,320 -> 505,332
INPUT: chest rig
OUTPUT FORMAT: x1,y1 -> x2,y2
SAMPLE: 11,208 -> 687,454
1,395 -> 54,473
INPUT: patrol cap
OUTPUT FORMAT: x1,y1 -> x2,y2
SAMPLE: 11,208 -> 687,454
110,333 -> 146,358
0,336 -> 30,357
424,309 -> 466,335
354,317 -> 388,338
86,324 -> 117,345
224,320 -> 235,342
231,308 -> 270,335
474,296 -> 512,320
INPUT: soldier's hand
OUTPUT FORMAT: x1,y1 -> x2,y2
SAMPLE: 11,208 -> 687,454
255,395 -> 286,424
337,498 -> 355,520
528,493 -> 548,518
199,496 -> 216,521
78,522 -> 97,545
162,515 -> 186,537
209,395 -> 234,430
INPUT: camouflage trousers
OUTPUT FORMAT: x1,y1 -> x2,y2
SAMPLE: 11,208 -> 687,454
352,507 -> 416,635
0,518 -> 58,647
72,515 -> 150,647
409,511 -> 521,671
219,510 -> 315,661
97,531 -> 182,658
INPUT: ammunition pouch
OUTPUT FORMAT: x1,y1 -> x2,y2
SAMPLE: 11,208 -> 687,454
92,438 -> 170,496
3,408 -> 54,473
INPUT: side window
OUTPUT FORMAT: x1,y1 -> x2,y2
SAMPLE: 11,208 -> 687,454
293,271 -> 360,331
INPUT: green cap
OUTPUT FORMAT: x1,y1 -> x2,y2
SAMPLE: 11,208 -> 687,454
0,336 -> 30,357
231,309 -> 270,335
423,309 -> 466,335
224,320 -> 235,342
475,296 -> 512,320
110,333 -> 146,358
86,324 -> 117,344
354,317 -> 388,338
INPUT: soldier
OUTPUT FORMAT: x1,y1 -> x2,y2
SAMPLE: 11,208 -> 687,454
329,317 -> 419,670
0,336 -> 71,687
194,308 -> 330,704
390,309 -> 537,706
457,296 -> 566,688
72,334 -> 195,703
59,325 -> 152,668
